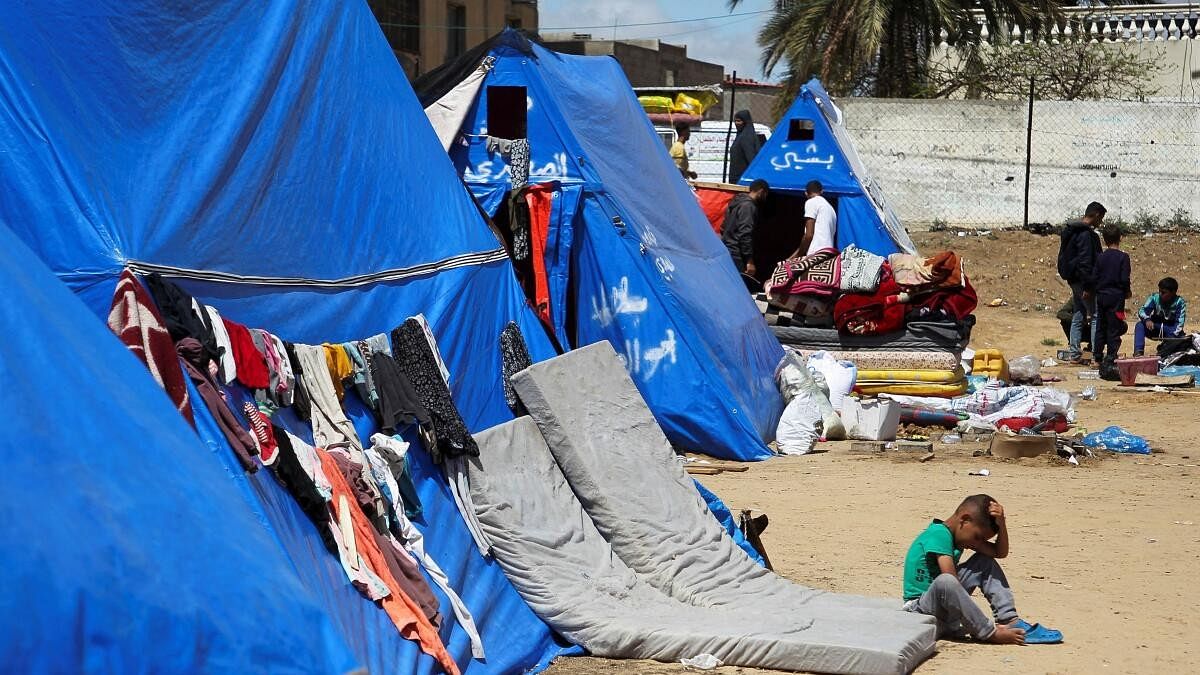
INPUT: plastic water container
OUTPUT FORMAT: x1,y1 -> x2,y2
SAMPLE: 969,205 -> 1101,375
1114,356 -> 1158,386
971,349 -> 1010,383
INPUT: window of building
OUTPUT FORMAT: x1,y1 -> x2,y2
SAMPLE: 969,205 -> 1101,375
664,69 -> 676,87
508,16 -> 522,30
447,3 -> 467,60
487,86 -> 527,139
368,0 -> 419,55
787,118 -> 815,141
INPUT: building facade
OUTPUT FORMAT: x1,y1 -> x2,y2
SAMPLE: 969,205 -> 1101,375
540,34 -> 724,89
368,0 -> 538,77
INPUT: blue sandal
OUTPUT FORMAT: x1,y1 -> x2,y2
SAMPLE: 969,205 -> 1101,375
1013,619 -> 1063,644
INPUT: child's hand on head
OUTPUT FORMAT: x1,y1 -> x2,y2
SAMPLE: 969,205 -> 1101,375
988,501 -> 1006,522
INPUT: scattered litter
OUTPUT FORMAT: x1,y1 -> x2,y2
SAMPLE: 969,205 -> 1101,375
1081,386 -> 1098,400
987,298 -> 1008,307
1174,521 -> 1194,526
681,654 -> 723,670
1008,355 -> 1041,382
1031,574 -> 1046,579
1067,455 -> 1079,466
1041,358 -> 1058,368
942,433 -> 961,444
918,452 -> 936,463
1148,539 -> 1158,543
1081,426 -> 1152,455
972,449 -> 986,457
1078,370 -> 1100,380
968,469 -> 991,477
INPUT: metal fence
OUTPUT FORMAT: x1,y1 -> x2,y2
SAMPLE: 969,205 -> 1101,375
839,88 -> 1200,231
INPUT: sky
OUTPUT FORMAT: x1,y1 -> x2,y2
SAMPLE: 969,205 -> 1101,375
537,0 -> 777,82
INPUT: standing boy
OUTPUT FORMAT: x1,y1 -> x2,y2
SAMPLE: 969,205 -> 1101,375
1057,202 -> 1106,363
902,494 -> 1062,645
1092,224 -> 1131,367
1134,277 -> 1188,356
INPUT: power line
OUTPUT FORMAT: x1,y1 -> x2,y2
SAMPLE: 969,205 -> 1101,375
376,9 -> 771,32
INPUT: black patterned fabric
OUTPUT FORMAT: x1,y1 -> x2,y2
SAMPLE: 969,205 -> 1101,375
499,321 -> 533,413
390,318 -> 479,463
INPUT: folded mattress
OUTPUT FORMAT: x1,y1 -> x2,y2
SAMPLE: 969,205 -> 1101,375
510,342 -> 936,674
855,366 -> 966,384
792,350 -> 962,372
854,380 -> 969,397
773,319 -> 972,353
469,417 -> 931,673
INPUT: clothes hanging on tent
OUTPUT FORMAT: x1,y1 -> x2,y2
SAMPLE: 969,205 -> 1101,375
316,448 -> 460,675
364,332 -> 392,357
500,321 -> 533,413
202,304 -> 238,385
223,318 -> 271,390
327,449 -> 443,629
372,434 -> 424,519
282,341 -> 313,421
524,184 -> 554,326
277,430 -> 391,603
293,344 -> 363,453
370,351 -> 431,437
509,189 -> 531,261
367,434 -> 486,659
243,401 -> 279,466
390,318 -> 479,464
177,338 -> 258,472
486,136 -> 530,190
350,340 -> 381,410
323,343 -> 354,401
251,329 -> 286,405
266,332 -> 296,406
144,273 -> 221,363
446,453 -> 493,557
107,270 -> 195,425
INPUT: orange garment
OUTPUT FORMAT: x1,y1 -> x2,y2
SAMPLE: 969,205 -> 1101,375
322,343 -> 353,401
317,448 -> 459,675
524,184 -> 554,327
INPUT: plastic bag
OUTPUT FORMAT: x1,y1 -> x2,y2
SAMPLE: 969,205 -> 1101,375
774,351 -> 845,440
1008,355 -> 1040,382
807,351 -> 857,411
681,654 -> 723,670
1081,425 -> 1151,455
776,390 -> 824,455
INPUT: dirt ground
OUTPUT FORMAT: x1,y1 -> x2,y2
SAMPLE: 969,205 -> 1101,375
546,231 -> 1200,675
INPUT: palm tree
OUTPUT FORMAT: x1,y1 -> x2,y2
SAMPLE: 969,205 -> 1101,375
731,0 -> 1067,100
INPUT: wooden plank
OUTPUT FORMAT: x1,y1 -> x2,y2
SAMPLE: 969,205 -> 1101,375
1133,372 -> 1195,387
685,466 -> 722,475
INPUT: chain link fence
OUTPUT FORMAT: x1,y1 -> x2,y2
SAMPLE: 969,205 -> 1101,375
839,89 -> 1200,231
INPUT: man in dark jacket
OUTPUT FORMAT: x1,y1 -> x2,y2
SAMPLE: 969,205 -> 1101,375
727,110 -> 761,184
721,179 -> 769,279
1057,201 -> 1106,363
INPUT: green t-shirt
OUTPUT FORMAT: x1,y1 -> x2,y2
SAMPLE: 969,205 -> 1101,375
902,519 -> 962,600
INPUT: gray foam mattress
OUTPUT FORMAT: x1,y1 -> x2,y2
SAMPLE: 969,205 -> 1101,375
772,320 -> 972,353
509,342 -> 937,674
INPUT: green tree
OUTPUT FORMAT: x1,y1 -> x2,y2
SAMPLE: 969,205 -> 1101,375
730,0 -> 1066,102
925,41 -> 1166,100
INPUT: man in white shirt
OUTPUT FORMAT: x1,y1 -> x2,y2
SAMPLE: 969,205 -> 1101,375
790,180 -> 837,259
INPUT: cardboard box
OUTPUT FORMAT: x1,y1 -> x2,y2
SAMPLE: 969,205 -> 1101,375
989,434 -> 1056,459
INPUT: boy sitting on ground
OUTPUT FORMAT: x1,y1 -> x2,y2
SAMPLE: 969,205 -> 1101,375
902,494 -> 1062,645
1134,277 -> 1188,356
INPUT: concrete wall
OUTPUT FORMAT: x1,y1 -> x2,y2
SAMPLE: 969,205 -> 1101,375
838,97 -> 1200,228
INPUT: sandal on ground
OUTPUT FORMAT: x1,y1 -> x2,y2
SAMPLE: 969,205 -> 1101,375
1013,619 -> 1063,644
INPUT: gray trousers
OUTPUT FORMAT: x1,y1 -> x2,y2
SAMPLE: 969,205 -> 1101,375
907,554 -> 1018,640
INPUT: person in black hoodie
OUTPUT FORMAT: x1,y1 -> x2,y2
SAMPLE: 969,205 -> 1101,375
727,109 -> 761,184
1057,201 -> 1106,363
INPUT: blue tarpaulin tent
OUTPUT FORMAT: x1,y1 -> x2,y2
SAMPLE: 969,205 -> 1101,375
417,31 -> 784,461
0,221 -> 359,675
741,78 -> 917,257
0,1 -> 572,672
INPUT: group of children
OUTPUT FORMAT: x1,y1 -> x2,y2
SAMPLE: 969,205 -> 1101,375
1059,201 -> 1190,370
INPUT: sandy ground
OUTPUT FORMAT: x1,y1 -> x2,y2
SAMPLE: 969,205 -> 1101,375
546,231 -> 1200,674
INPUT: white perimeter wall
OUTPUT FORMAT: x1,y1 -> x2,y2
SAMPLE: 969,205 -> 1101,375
840,98 -> 1200,228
